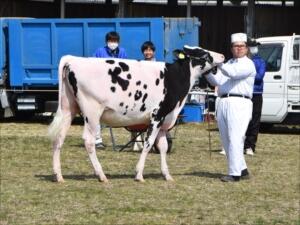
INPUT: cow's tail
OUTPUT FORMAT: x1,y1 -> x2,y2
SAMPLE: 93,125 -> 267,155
48,55 -> 73,141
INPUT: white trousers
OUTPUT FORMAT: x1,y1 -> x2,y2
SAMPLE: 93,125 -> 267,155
216,97 -> 252,176
95,124 -> 103,144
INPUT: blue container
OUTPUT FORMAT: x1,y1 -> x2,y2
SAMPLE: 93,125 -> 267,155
3,17 -> 200,88
182,104 -> 205,123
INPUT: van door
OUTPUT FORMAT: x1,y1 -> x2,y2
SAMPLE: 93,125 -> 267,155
287,37 -> 300,113
259,41 -> 288,122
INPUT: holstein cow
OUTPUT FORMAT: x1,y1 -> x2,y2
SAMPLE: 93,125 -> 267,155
48,45 -> 224,183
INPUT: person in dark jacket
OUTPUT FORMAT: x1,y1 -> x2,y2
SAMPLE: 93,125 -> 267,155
244,39 -> 266,155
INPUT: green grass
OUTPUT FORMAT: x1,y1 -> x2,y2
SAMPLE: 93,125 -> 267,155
0,119 -> 299,225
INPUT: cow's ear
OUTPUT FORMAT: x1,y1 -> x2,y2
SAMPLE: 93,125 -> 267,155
183,45 -> 197,56
173,49 -> 186,60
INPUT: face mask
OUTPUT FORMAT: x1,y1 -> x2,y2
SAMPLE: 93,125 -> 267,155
107,42 -> 118,51
249,46 -> 258,55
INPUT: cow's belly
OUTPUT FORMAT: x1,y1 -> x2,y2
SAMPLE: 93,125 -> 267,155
100,109 -> 150,127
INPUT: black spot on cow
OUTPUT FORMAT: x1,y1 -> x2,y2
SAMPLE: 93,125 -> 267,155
119,62 -> 129,72
108,67 -> 129,91
160,71 -> 164,79
85,117 -> 89,123
123,106 -> 128,115
143,84 -> 147,89
108,67 -> 122,84
145,123 -> 154,144
68,71 -> 78,97
128,92 -> 132,97
192,59 -> 206,69
106,60 -> 115,64
127,74 -> 132,80
111,86 -> 116,92
140,104 -> 146,112
155,78 -> 160,86
119,102 -> 124,107
134,90 -> 143,101
142,93 -> 148,103
136,81 -> 141,86
163,88 -> 167,95
157,118 -> 164,128
131,103 -> 137,111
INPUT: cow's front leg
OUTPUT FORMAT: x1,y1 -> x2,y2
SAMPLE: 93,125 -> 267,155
155,130 -> 173,181
135,123 -> 160,182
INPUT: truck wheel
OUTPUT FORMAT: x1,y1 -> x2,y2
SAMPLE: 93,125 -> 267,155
15,111 -> 35,121
0,108 -> 4,119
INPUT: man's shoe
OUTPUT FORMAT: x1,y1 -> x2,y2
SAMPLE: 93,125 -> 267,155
245,148 -> 254,156
219,148 -> 226,155
220,175 -> 240,182
241,169 -> 250,180
96,142 -> 106,149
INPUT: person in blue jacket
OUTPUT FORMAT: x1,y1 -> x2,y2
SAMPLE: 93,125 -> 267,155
94,31 -> 127,149
94,31 -> 127,59
244,39 -> 266,155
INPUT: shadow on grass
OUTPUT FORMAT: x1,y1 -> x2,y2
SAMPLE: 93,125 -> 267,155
180,171 -> 224,179
35,174 -> 96,182
35,173 -> 164,182
260,125 -> 300,135
0,115 -> 84,125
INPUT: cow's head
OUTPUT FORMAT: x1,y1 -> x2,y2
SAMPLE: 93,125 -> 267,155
173,45 -> 224,77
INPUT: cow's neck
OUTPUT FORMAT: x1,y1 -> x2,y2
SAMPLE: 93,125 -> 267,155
155,60 -> 191,119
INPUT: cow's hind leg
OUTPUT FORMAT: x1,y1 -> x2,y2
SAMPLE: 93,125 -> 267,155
51,105 -> 77,183
155,130 -> 174,181
80,101 -> 108,182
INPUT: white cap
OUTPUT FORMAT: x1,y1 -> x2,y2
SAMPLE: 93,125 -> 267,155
231,33 -> 247,43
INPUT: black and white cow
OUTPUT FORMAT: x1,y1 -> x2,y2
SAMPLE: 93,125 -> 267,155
48,45 -> 224,183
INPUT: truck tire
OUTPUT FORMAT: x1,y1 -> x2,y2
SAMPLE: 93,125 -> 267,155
15,111 -> 35,121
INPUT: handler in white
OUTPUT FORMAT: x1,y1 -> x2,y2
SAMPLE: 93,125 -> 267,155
205,33 -> 256,182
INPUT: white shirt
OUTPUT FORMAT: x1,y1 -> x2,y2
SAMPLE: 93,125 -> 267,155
206,56 -> 256,98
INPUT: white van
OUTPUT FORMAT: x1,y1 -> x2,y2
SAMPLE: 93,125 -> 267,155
257,34 -> 300,126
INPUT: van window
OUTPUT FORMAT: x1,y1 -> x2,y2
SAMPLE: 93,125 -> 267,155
258,44 -> 283,72
293,43 -> 299,60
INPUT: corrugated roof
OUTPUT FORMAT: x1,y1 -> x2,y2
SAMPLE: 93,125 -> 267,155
29,0 -> 295,6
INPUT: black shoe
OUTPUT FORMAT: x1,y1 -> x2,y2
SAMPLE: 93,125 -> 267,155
241,169 -> 250,180
220,175 -> 240,182
96,142 -> 106,149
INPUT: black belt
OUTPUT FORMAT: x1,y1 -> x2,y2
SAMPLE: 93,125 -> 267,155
221,94 -> 251,99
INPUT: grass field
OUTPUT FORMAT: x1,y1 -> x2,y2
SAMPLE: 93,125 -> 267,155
0,117 -> 299,225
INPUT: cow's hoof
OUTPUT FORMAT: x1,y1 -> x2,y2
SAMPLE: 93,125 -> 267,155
99,177 -> 109,183
165,175 -> 174,182
134,176 -> 145,182
55,175 -> 65,183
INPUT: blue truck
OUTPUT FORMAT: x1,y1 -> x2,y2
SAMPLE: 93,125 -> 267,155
0,17 -> 200,118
